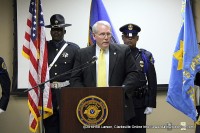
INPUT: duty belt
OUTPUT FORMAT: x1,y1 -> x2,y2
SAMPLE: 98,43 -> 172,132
50,80 -> 70,89
133,86 -> 147,98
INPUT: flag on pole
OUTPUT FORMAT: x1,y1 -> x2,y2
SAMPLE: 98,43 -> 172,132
22,0 -> 53,132
166,0 -> 200,122
88,0 -> 119,45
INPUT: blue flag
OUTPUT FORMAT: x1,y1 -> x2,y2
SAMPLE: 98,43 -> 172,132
88,0 -> 119,45
166,0 -> 200,121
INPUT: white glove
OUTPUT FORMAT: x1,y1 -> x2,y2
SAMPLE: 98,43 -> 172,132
196,109 -> 198,117
144,107 -> 153,115
0,108 -> 5,114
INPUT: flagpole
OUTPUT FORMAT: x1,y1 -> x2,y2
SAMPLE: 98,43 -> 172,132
36,124 -> 41,133
39,84 -> 45,133
24,0 -> 53,132
36,0 -> 45,132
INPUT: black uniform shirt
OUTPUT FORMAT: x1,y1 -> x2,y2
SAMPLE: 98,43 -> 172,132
0,57 -> 11,111
47,40 -> 80,82
130,47 -> 157,108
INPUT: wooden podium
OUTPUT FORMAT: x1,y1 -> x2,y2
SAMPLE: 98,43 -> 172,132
60,87 -> 125,133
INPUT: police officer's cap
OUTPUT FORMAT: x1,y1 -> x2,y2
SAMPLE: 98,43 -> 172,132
119,23 -> 141,37
45,14 -> 71,28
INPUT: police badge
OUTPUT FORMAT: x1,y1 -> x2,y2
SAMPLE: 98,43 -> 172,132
76,95 -> 108,126
62,52 -> 68,58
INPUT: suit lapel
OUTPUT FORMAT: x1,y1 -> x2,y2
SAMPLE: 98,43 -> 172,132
87,45 -> 96,83
109,44 -> 118,82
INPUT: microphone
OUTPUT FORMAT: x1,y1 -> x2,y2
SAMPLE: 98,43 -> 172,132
87,56 -> 98,64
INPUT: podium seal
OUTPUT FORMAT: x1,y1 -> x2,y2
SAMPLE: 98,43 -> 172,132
76,95 -> 108,126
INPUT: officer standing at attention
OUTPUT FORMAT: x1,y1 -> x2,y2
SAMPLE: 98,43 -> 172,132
119,23 -> 157,133
44,14 -> 80,133
0,57 -> 11,114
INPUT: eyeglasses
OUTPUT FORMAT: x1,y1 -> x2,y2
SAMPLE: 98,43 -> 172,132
96,33 -> 112,38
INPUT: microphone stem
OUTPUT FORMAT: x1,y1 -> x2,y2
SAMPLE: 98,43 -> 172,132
24,57 -> 96,92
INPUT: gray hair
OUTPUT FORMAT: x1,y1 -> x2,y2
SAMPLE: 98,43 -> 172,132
92,20 -> 111,34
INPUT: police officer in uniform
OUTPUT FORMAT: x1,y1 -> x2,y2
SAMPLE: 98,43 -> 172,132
119,23 -> 157,133
44,14 -> 80,133
0,57 -> 11,114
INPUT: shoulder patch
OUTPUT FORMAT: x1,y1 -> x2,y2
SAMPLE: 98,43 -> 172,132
140,49 -> 154,64
139,48 -> 155,73
149,56 -> 154,64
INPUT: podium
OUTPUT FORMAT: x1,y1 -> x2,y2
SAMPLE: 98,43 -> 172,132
60,87 -> 125,133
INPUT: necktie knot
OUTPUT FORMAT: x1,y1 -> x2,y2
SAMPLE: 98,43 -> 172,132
100,49 -> 104,54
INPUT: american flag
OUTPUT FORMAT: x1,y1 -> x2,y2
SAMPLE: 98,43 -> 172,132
22,0 -> 53,132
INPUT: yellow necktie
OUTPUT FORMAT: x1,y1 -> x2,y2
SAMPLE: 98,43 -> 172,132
97,49 -> 107,87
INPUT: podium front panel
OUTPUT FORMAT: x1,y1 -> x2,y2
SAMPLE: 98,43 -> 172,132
60,87 -> 125,133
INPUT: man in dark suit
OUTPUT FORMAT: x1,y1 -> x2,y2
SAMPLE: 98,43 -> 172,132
0,57 -> 11,114
70,20 -> 146,124
119,23 -> 157,133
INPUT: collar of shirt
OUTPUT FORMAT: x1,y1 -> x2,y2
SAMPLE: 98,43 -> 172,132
50,40 -> 65,49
